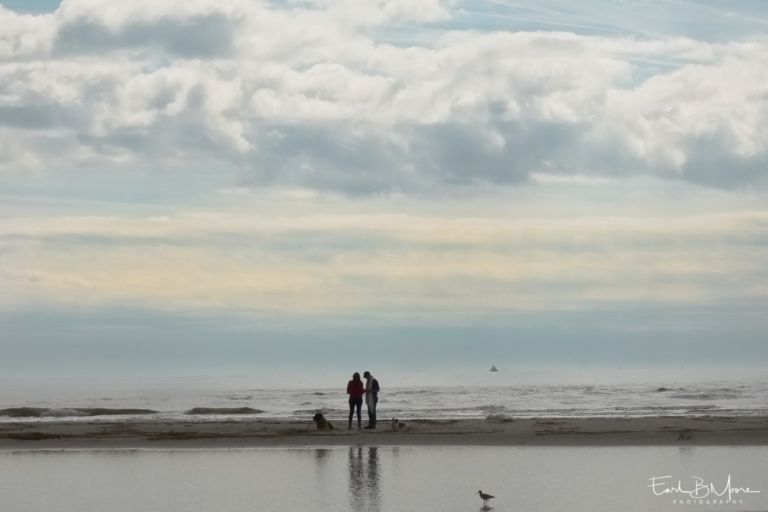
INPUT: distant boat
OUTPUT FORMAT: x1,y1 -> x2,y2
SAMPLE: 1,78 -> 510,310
489,365 -> 498,372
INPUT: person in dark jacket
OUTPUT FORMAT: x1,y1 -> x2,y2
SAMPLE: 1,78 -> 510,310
347,372 -> 365,430
363,370 -> 380,429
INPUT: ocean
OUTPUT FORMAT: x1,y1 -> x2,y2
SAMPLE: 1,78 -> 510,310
1,375 -> 766,423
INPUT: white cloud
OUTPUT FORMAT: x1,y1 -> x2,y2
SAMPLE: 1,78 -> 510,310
0,0 -> 766,193
0,6 -> 55,58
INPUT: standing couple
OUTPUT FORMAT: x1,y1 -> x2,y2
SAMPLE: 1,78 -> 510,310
346,371 -> 380,430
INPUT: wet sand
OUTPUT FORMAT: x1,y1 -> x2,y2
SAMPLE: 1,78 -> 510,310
1,415 -> 767,449
5,445 -> 768,512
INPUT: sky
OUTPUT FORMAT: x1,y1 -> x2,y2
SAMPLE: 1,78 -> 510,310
1,0 -> 767,379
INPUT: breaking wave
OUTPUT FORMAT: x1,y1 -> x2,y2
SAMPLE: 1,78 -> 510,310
185,407 -> 264,415
0,407 -> 157,418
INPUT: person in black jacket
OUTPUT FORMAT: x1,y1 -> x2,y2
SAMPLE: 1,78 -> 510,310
362,371 -> 380,429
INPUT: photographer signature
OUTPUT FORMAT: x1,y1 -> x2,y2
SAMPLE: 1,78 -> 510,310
649,474 -> 761,502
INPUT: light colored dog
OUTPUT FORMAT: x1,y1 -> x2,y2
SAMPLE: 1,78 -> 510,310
390,418 -> 406,431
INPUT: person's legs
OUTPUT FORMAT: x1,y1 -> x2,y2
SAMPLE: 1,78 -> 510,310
355,398 -> 362,428
371,396 -> 378,428
348,400 -> 354,429
365,395 -> 377,429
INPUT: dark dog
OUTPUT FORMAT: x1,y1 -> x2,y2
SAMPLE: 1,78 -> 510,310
312,412 -> 334,430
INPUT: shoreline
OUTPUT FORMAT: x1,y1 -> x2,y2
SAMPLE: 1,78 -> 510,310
1,415 -> 767,449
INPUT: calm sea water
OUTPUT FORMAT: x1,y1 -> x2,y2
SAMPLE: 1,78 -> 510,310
0,446 -> 766,512
1,375 -> 766,422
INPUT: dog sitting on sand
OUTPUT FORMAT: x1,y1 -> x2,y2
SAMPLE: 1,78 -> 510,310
390,418 -> 406,431
312,412 -> 334,430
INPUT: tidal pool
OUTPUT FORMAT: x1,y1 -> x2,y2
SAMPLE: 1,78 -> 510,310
1,445 -> 765,512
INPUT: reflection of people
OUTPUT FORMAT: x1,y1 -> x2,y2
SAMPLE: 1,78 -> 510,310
366,446 -> 379,506
363,371 -> 380,429
347,446 -> 380,512
347,372 -> 365,430
348,447 -> 364,511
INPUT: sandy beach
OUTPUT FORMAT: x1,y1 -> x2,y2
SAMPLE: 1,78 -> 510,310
2,415 -> 766,449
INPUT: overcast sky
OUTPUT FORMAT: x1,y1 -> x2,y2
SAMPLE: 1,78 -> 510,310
1,0 -> 767,378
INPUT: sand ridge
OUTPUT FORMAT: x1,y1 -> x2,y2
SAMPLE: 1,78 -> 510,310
1,415 -> 767,449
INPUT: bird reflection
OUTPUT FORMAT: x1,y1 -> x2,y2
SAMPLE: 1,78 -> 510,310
348,447 -> 381,512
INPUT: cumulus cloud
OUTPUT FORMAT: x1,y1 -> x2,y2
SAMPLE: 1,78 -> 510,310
0,0 -> 767,193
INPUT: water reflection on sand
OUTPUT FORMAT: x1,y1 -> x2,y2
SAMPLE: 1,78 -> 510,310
348,447 -> 380,512
1,445 -> 766,512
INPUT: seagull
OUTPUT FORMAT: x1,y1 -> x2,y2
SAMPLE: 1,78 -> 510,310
477,490 -> 495,507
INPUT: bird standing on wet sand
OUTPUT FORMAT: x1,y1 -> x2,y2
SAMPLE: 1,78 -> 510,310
477,490 -> 495,507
